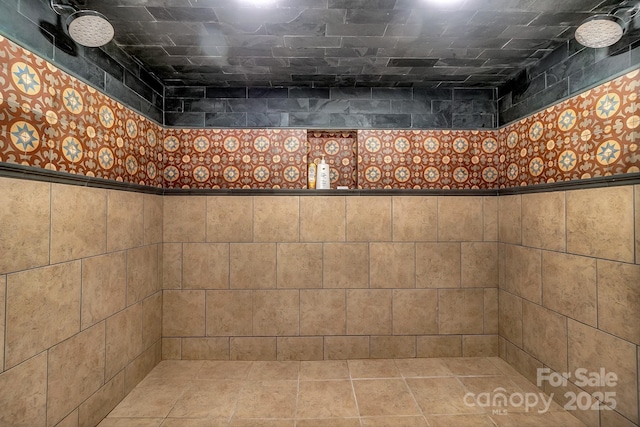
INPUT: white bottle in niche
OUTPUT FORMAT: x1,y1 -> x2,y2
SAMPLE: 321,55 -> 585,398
316,156 -> 331,189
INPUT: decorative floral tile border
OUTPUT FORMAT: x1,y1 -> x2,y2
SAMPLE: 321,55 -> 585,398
0,34 -> 638,190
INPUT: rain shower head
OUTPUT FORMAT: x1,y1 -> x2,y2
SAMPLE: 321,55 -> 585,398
575,0 -> 640,48
50,0 -> 114,47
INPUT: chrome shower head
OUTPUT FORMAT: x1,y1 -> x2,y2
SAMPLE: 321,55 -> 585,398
575,0 -> 640,48
50,0 -> 114,47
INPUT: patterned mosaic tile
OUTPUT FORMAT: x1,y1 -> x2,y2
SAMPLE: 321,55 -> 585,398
307,130 -> 357,189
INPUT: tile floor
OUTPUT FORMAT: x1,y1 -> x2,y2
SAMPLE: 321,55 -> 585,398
99,357 -> 585,427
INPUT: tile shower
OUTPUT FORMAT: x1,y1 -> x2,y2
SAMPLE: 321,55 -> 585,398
0,35 -> 639,427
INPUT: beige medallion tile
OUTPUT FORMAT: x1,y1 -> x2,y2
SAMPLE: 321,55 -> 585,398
48,323 -> 106,426
143,194 -> 163,245
392,289 -> 437,335
168,380 -> 244,418
353,379 -> 421,416
198,361 -> 253,380
0,352 -> 47,427
248,361 -> 300,380
300,289 -> 346,335
230,337 -> 277,361
323,243 -> 369,288
106,303 -> 143,380
394,358 -> 452,378
324,336 -> 370,360
230,243 -> 277,289
277,243 -> 322,288
162,243 -> 182,289
521,191 -> 566,251
416,335 -> 462,358
207,196 -> 253,242
162,290 -> 205,337
300,360 -> 350,380
181,337 -> 229,360
522,301 -> 567,372
142,292 -> 162,349
415,242 -> 460,288
370,336 -> 416,359
361,416 -> 428,427
163,196 -> 206,243
438,289 -> 484,334
483,196 -> 498,242
51,184 -> 106,264
392,196 -> 437,241
0,178 -> 50,274
438,196 -> 483,241
299,196 -> 346,242
504,244 -> 542,304
567,186 -> 634,263
253,290 -> 299,336
107,190 -> 143,252
5,261 -> 81,368
461,242 -> 498,287
127,245 -> 159,304
253,196 -> 299,242
233,380 -> 298,418
346,196 -> 392,241
499,290 -> 523,347
79,371 -> 125,427
346,289 -> 392,335
297,380 -> 358,418
407,376 -> 480,415
81,251 -> 127,329
597,260 -> 640,345
370,242 -> 415,288
183,243 -> 229,289
206,290 -> 252,336
348,359 -> 400,378
498,195 -> 521,245
277,337 -> 323,361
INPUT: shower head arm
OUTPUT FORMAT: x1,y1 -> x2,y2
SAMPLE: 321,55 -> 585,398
50,0 -> 77,16
610,0 -> 640,22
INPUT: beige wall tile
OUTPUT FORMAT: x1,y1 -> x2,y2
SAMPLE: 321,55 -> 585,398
277,337 -> 323,361
181,338 -> 229,360
79,371 -> 125,427
300,289 -> 346,335
143,194 -> 163,245
142,292 -> 162,349
370,243 -> 415,289
346,196 -> 392,241
106,303 -> 143,380
253,196 -> 299,242
498,195 -> 521,244
127,245 -> 159,305
541,370 -> 599,427
6,261 -> 81,368
183,243 -> 229,289
324,336 -> 370,360
51,184 -> 106,264
107,190 -> 143,252
462,335 -> 498,357
499,290 -> 523,347
504,340 -> 543,385
346,290 -> 392,335
484,288 -> 498,334
522,301 -> 567,373
505,244 -> 542,304
498,243 -> 506,289
483,196 -> 498,241
230,337 -> 277,361
299,196 -> 346,242
163,290 -> 206,337
438,196 -> 483,241
392,290 -> 437,335
568,319 -> 638,424
542,251 -> 596,326
0,275 -> 4,372
162,243 -> 182,290
124,341 -> 161,394
461,242 -> 498,287
438,289 -> 484,334
597,260 -> 640,345
162,338 -> 181,360
230,243 -> 276,289
567,186 -> 634,263
392,196 -> 437,241
277,243 -> 322,289
323,243 -> 369,288
600,408 -> 639,427
253,290 -> 299,336
636,185 -> 639,264
47,323 -> 105,426
56,410 -> 78,427
521,192 -> 566,251
370,336 -> 416,358
81,251 -> 127,329
415,242 -> 460,288
0,178 -> 50,274
206,290 -> 252,336
207,196 -> 253,242
0,352 -> 47,427
416,336 -> 462,357
164,196 -> 206,243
